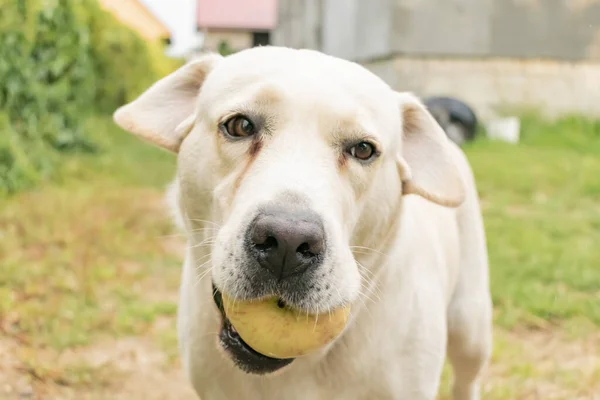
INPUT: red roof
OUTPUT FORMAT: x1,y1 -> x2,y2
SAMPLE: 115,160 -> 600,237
197,0 -> 278,30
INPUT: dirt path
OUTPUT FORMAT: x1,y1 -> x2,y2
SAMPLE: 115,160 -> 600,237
2,326 -> 598,400
1,335 -> 195,400
482,329 -> 600,399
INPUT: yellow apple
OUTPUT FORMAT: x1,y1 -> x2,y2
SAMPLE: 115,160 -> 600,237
222,294 -> 350,359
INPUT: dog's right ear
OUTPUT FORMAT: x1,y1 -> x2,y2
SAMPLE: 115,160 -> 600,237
396,92 -> 466,208
113,53 -> 222,153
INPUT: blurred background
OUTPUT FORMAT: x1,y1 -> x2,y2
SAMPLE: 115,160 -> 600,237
0,0 -> 599,399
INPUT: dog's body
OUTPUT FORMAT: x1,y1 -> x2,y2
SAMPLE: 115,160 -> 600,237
114,47 -> 492,400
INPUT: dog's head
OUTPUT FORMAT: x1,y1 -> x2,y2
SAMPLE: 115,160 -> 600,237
114,46 -> 464,374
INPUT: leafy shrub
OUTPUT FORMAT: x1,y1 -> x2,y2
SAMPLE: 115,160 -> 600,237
217,40 -> 236,56
0,0 -> 179,194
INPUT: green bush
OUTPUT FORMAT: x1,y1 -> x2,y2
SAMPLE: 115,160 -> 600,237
0,0 -> 179,194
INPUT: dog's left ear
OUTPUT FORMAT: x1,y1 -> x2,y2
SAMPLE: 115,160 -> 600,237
396,92 -> 465,208
113,53 -> 222,153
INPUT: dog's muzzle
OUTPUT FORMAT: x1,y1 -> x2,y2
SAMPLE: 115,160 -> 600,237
213,201 -> 331,373
247,205 -> 325,281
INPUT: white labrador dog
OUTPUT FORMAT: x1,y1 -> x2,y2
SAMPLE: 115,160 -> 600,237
114,46 -> 492,400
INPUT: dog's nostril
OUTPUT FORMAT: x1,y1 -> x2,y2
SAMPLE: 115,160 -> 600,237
254,235 -> 278,252
296,242 -> 314,258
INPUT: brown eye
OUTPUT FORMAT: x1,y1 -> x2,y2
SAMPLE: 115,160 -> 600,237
223,115 -> 256,138
349,142 -> 376,161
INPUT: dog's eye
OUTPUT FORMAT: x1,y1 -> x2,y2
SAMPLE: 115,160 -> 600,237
348,142 -> 376,161
223,116 -> 256,138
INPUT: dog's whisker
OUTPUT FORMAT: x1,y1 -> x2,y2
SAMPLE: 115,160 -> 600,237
157,232 -> 189,239
357,272 -> 383,296
355,260 -> 384,297
357,291 -> 378,311
195,261 -> 212,275
345,276 -> 375,319
187,218 -> 221,227
187,228 -> 219,235
357,280 -> 379,302
193,235 -> 218,244
187,237 -> 218,250
356,270 -> 382,303
357,275 -> 376,295
187,242 -> 217,250
188,235 -> 217,243
186,226 -> 219,232
357,265 -> 377,281
194,252 -> 213,261
354,290 -> 375,321
194,265 -> 213,289
221,273 -> 238,311
192,255 -> 213,269
350,248 -> 378,254
193,255 -> 214,280
356,260 -> 380,284
350,251 -> 375,258
358,276 -> 383,302
349,245 -> 389,258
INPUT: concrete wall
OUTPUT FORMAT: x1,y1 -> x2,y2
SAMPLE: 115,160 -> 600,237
390,0 -> 600,61
274,0 -> 600,62
363,57 -> 600,118
272,0 -> 323,50
273,0 -> 600,117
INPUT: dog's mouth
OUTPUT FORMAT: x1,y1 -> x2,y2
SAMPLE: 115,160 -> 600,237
212,284 -> 294,374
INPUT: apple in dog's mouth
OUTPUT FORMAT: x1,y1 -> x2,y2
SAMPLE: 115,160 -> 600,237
212,284 -> 350,375
213,285 -> 294,374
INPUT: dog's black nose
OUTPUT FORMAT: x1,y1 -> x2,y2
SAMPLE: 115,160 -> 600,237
248,208 -> 325,280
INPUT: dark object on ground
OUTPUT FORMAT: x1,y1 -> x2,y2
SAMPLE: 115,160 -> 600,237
423,96 -> 478,145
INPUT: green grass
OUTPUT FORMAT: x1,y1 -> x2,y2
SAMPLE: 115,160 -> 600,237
0,117 -> 179,353
463,115 -> 600,329
0,113 -> 599,398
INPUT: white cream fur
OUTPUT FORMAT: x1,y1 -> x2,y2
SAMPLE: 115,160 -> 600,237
114,46 -> 492,400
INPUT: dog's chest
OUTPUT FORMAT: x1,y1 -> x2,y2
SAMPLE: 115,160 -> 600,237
198,343 -> 443,400
201,366 -> 415,400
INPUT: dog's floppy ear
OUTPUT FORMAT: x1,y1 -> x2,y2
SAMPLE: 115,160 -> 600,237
396,92 -> 465,208
113,53 -> 222,153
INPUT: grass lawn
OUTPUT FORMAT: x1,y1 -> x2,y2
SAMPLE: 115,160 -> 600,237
1,115 -> 599,399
